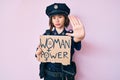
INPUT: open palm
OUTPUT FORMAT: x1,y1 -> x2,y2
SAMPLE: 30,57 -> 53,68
66,16 -> 85,40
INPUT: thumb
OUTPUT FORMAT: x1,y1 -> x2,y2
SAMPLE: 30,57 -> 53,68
66,33 -> 74,37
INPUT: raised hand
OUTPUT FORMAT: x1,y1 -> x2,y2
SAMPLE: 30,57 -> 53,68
66,16 -> 85,42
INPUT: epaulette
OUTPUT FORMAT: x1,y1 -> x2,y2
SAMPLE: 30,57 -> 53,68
45,29 -> 52,35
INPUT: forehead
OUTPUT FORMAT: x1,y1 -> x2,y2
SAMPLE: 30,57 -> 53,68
51,14 -> 64,17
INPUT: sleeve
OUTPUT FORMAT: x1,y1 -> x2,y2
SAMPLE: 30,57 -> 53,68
74,41 -> 81,50
43,32 -> 46,35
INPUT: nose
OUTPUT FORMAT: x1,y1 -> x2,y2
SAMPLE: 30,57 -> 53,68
55,17 -> 59,22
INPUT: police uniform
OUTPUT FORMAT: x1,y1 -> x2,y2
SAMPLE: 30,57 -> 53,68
39,3 -> 81,80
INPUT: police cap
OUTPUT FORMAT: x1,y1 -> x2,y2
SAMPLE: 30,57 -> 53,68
46,3 -> 70,17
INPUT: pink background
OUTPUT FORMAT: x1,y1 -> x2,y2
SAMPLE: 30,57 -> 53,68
0,0 -> 120,80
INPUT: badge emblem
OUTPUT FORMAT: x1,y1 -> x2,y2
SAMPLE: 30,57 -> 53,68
54,5 -> 58,9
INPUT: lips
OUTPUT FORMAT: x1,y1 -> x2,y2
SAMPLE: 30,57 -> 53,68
55,24 -> 60,26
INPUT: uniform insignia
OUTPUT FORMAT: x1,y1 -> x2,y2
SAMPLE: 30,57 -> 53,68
54,5 -> 58,9
62,32 -> 65,35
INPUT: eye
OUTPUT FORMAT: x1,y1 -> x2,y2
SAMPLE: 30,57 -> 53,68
52,16 -> 56,19
58,16 -> 62,18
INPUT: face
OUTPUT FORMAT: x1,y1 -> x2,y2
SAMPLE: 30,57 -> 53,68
52,15 -> 65,28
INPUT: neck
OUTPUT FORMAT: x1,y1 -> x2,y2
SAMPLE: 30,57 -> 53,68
55,27 -> 65,34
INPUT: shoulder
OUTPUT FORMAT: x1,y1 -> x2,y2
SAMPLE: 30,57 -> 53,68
43,29 -> 52,35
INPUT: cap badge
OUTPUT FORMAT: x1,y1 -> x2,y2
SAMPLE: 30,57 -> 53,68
54,5 -> 58,9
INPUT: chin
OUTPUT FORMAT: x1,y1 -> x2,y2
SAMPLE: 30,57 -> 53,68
55,25 -> 64,28
55,26 -> 62,28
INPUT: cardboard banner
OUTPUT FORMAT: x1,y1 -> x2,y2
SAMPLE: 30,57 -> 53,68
39,35 -> 71,65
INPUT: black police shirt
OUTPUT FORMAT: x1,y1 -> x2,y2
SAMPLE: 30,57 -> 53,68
43,28 -> 81,72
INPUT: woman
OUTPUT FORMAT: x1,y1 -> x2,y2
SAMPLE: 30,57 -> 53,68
35,3 -> 85,80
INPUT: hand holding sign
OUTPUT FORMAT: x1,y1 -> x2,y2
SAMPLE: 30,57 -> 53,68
66,16 -> 85,42
35,45 -> 42,61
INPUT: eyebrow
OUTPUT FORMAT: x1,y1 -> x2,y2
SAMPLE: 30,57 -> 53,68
52,14 -> 64,17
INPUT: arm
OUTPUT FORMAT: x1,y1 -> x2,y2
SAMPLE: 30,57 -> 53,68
66,16 -> 85,42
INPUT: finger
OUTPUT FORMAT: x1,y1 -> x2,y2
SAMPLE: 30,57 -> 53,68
69,16 -> 76,30
69,16 -> 80,26
37,44 -> 40,48
69,16 -> 77,24
69,16 -> 75,26
36,55 -> 40,61
36,48 -> 42,55
66,33 -> 74,37
73,16 -> 82,25
72,16 -> 80,25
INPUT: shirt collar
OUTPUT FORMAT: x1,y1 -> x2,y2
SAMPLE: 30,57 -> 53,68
53,28 -> 67,35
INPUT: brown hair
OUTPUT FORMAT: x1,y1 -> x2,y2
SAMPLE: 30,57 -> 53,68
49,15 -> 70,31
